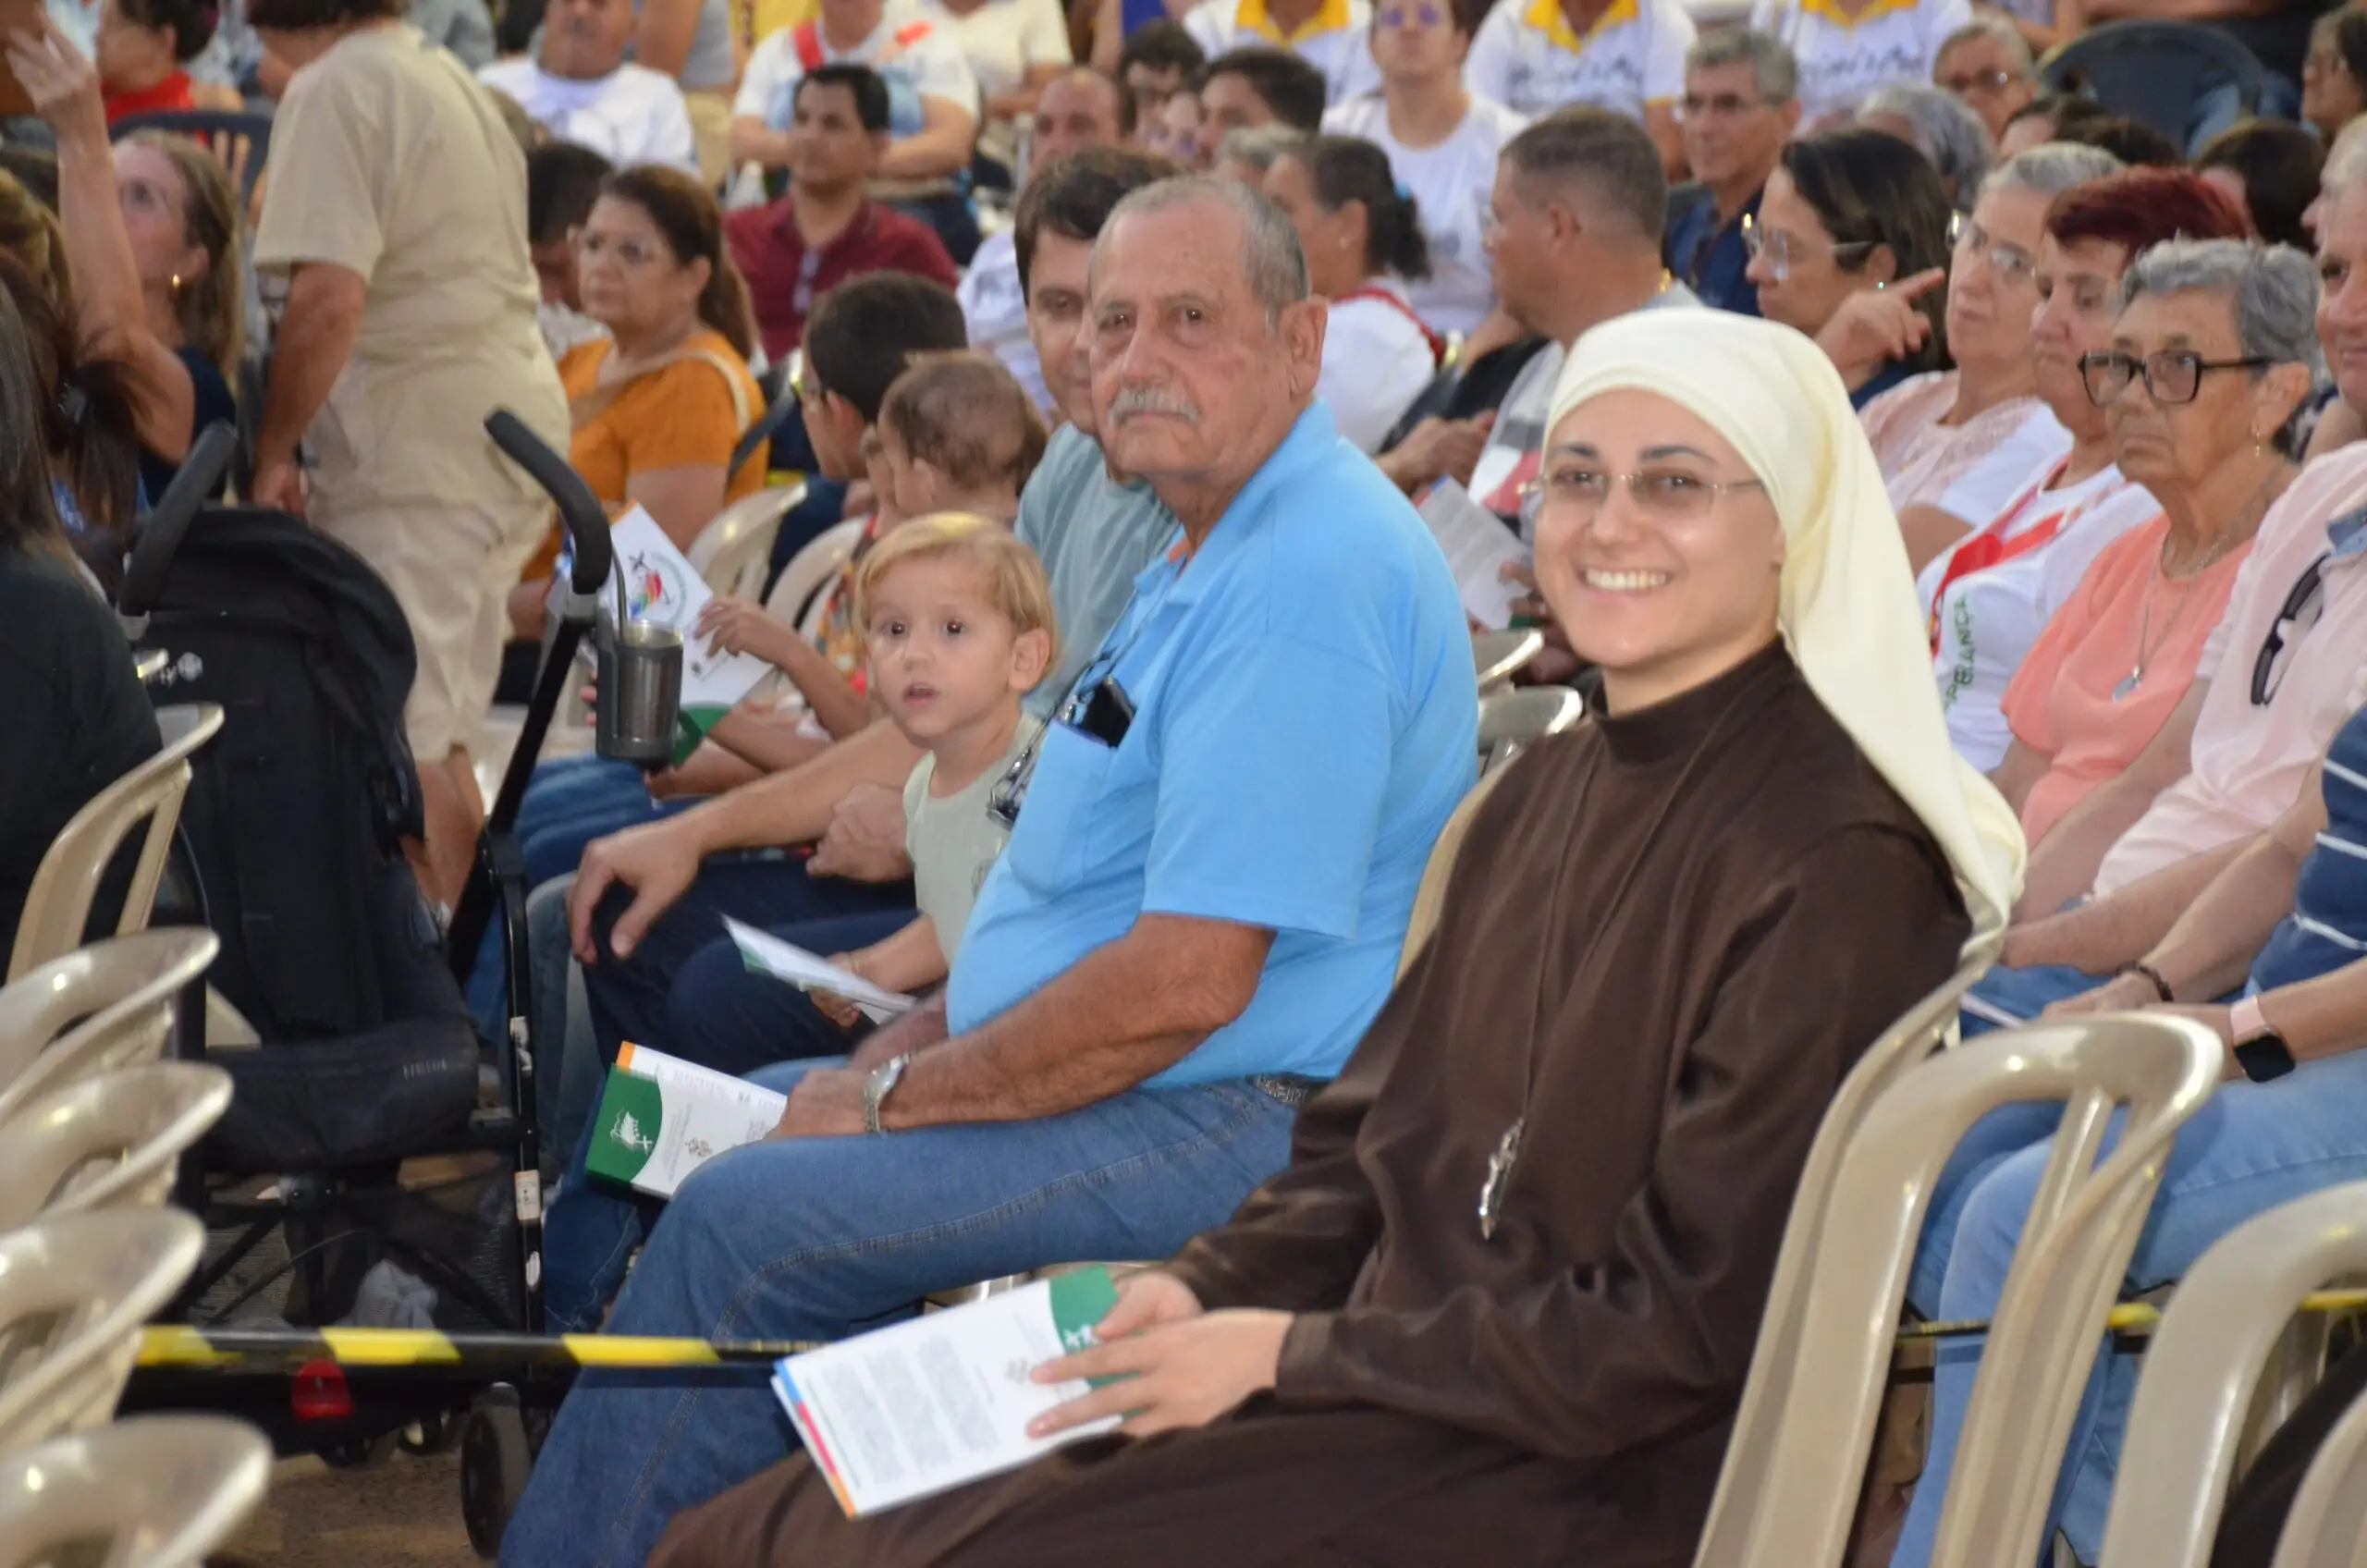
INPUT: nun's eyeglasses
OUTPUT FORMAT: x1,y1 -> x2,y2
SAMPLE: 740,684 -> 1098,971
1522,466 -> 1766,521
2081,348 -> 2270,407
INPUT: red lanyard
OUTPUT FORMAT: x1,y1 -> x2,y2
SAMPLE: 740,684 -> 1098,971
1926,460 -> 2116,651
1336,285 -> 1444,368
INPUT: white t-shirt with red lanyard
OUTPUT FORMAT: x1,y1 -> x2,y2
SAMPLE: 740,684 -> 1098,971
1319,278 -> 1442,454
1322,93 -> 1529,337
1916,452 -> 2161,770
735,6 -> 980,136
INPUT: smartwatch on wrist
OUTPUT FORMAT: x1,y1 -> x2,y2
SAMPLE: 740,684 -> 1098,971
863,1052 -> 913,1134
2228,995 -> 2297,1084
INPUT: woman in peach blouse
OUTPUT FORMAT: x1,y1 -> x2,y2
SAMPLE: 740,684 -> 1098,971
1992,239 -> 2318,915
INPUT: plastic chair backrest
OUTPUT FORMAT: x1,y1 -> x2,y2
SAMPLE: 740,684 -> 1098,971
686,488 -> 800,601
1397,770 -> 1507,978
0,1208 -> 203,1452
0,1062 -> 233,1229
108,110 -> 274,209
1472,629 -> 1544,692
1692,1012 -> 2220,1568
0,1415 -> 272,1568
0,929 -> 218,1126
775,516 -> 864,634
2269,1324 -> 2367,1568
8,705 -> 223,982
1477,686 -> 1584,775
2094,1180 -> 2367,1568
1694,950 -> 1994,1568
2037,20 -> 2263,141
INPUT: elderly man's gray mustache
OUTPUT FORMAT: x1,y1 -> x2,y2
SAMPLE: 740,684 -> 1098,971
1108,387 -> 1202,425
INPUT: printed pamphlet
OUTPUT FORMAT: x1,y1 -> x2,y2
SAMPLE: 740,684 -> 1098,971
1418,478 -> 1533,631
584,1042 -> 788,1198
774,1268 -> 1126,1517
724,917 -> 917,1020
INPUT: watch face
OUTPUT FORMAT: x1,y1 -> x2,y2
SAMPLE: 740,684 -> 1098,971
2235,1032 -> 2297,1084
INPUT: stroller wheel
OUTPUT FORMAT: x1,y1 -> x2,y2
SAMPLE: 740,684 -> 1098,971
320,1431 -> 399,1469
400,1408 -> 465,1456
461,1389 -> 534,1560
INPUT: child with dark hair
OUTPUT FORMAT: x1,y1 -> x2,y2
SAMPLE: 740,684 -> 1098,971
95,0 -> 216,121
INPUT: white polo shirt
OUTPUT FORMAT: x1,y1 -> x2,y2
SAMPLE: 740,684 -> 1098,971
478,59 -> 699,173
1183,0 -> 1384,106
1323,93 -> 1528,336
1747,0 -> 1972,128
1318,278 -> 1439,453
1463,0 -> 1695,123
736,6 -> 981,133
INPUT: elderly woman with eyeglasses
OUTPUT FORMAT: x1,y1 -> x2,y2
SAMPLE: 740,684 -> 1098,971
1836,144 -> 2127,577
1921,169 -> 2251,777
1979,239 -> 2317,913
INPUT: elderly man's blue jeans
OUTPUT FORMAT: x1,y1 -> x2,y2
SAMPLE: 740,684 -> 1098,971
1888,1048 -> 2367,1568
498,1059 -> 1300,1568
540,909 -> 914,1333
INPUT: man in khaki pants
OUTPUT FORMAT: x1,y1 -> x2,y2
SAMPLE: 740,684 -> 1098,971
250,0 -> 570,912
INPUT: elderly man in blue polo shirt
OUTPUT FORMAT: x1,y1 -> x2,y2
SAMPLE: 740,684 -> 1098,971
500,174 -> 1478,1567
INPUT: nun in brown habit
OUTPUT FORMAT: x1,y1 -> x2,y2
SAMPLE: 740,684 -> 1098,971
648,312 -> 2027,1566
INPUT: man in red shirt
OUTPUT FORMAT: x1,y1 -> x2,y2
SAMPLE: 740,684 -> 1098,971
724,62 -> 959,361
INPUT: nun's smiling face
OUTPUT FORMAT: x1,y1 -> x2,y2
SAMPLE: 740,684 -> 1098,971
1532,389 -> 1786,716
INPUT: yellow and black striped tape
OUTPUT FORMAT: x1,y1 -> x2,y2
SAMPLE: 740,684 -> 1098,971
139,1284 -> 2367,1375
138,1326 -> 823,1371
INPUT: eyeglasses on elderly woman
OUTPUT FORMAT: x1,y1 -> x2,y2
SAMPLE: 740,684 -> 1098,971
2079,348 -> 2273,407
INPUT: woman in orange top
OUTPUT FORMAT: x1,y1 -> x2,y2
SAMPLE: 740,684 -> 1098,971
514,165 -> 765,627
1993,239 -> 2315,917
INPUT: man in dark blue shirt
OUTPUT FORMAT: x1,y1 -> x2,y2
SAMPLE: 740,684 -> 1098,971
1662,27 -> 1798,319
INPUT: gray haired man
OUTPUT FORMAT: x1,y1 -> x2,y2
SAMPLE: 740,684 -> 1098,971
1664,28 -> 1799,318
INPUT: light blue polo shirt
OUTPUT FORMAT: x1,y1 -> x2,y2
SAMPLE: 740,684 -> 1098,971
948,402 -> 1478,1087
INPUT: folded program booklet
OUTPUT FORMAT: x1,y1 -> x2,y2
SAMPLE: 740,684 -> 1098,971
584,1043 -> 787,1198
775,1267 -> 1128,1517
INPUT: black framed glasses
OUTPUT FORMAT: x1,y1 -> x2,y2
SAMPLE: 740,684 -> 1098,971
2252,552 -> 2330,706
2082,349 -> 2271,408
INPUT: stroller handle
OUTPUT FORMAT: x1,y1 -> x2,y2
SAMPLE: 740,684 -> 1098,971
485,409 -> 611,597
117,420 -> 239,617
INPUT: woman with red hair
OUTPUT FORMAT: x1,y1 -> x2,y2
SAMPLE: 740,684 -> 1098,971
1920,167 -> 2250,786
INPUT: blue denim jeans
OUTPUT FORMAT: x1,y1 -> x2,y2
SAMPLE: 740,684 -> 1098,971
578,851 -> 915,1067
468,755 -> 695,1038
499,1060 -> 1300,1568
541,907 -> 915,1332
1890,1047 -> 2367,1567
1957,962 -> 2103,1036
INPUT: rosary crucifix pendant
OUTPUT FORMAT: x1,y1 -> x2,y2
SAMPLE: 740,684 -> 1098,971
1478,1119 -> 1525,1241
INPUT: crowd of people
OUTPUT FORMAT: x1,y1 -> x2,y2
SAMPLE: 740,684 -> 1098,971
15,0 -> 2367,1557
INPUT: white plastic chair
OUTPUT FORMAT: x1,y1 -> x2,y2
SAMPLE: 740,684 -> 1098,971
0,1062 -> 233,1227
1477,685 -> 1584,775
8,704 -> 223,980
686,487 -> 801,602
0,1415 -> 271,1568
771,514 -> 860,632
0,1208 -> 204,1451
0,929 -> 218,1126
2272,1331 -> 2367,1568
1472,628 -> 1543,692
2091,1179 -> 2367,1568
1693,1012 -> 2221,1568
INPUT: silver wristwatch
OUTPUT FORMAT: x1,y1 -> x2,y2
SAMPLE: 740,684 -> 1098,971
862,1052 -> 913,1135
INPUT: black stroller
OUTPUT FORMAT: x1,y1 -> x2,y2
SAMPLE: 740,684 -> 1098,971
114,414 -> 617,1554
